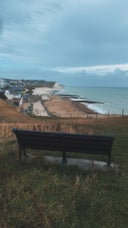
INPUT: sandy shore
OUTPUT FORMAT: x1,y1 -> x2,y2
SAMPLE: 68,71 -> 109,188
44,95 -> 121,118
31,85 -> 97,117
45,95 -> 98,118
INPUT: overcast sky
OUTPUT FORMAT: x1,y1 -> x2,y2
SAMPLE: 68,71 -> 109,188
1,0 -> 128,86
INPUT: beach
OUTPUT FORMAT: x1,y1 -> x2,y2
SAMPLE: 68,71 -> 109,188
44,95 -> 96,118
22,86 -> 122,118
29,86 -> 97,117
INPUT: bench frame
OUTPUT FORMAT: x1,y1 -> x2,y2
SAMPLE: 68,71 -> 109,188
12,128 -> 114,166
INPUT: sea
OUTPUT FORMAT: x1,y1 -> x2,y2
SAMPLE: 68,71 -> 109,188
58,86 -> 128,115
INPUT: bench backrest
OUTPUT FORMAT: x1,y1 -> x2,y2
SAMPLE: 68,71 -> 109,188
62,133 -> 114,155
12,128 -> 63,151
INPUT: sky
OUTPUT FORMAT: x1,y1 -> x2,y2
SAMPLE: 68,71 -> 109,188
1,0 -> 128,86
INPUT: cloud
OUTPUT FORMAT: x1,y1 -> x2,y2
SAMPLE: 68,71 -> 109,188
54,64 -> 128,75
0,1 -> 3,34
1,0 -> 63,61
1,0 -> 128,85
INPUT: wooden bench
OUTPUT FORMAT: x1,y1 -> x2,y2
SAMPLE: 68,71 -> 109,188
12,128 -> 114,166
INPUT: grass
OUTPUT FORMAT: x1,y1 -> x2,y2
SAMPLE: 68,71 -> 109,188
0,117 -> 128,227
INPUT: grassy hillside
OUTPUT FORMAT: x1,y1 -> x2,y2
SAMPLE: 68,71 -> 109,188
0,98 -> 31,122
0,117 -> 128,227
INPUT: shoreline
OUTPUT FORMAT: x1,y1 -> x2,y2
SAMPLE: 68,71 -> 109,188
20,86 -> 123,118
58,86 -> 128,116
44,95 -> 121,118
58,93 -> 104,114
44,95 -> 97,118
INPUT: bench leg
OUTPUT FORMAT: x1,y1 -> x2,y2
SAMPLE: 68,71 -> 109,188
62,151 -> 67,164
107,153 -> 111,166
19,146 -> 22,160
19,147 -> 26,160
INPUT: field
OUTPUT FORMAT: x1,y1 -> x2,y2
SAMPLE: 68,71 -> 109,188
0,116 -> 128,227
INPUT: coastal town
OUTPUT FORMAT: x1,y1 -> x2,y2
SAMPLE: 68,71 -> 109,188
0,78 -> 63,117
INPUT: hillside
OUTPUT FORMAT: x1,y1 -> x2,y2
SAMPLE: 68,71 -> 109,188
0,98 -> 31,122
0,117 -> 128,227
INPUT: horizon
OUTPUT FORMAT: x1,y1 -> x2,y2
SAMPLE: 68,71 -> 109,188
1,74 -> 128,88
